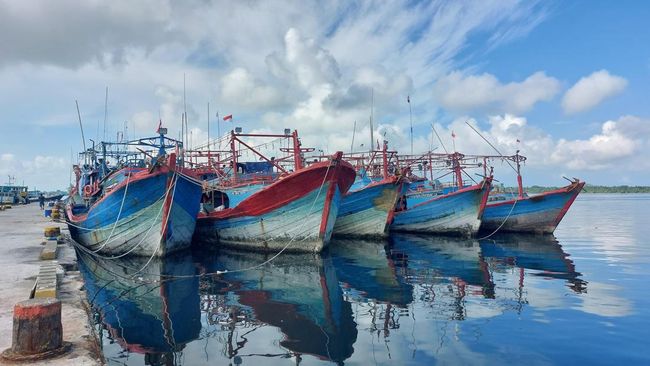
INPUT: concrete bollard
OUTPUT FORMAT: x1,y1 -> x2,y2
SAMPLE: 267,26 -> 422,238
1,298 -> 71,361
44,226 -> 61,239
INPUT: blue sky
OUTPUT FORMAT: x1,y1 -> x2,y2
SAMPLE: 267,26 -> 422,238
0,0 -> 648,190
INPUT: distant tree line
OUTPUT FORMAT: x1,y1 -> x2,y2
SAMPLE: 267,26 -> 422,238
521,185 -> 650,194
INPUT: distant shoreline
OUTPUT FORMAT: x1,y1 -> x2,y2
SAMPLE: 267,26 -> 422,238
520,185 -> 650,194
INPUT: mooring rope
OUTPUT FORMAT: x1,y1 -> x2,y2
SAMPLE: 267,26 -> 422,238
207,159 -> 333,275
70,174 -> 178,260
77,157 -> 336,280
92,170 -> 132,253
128,172 -> 180,277
477,192 -> 519,240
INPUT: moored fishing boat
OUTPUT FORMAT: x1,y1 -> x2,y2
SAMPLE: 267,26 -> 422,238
479,152 -> 585,234
391,179 -> 491,235
194,130 -> 356,253
66,128 -> 202,257
333,176 -> 405,237
390,152 -> 492,236
333,141 -> 406,237
481,179 -> 584,234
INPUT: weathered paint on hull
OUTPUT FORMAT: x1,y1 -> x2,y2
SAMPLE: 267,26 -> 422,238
332,180 -> 403,237
68,173 -> 201,257
196,183 -> 343,253
480,182 -> 584,234
390,185 -> 487,236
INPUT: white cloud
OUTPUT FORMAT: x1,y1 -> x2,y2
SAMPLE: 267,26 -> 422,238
220,68 -> 284,110
0,153 -> 68,190
432,71 -> 560,114
13,1 -> 630,186
551,115 -> 649,170
0,0 -> 175,68
425,114 -> 650,181
562,70 -> 628,114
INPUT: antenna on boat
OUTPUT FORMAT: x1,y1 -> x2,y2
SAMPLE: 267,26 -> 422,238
464,120 -> 517,174
465,120 -> 524,197
370,88 -> 374,154
103,86 -> 108,141
207,102 -> 210,147
431,123 -> 449,154
75,100 -> 87,163
350,120 -> 356,154
183,73 -> 188,151
408,95 -> 413,154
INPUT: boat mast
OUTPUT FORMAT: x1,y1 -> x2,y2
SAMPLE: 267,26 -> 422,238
350,120 -> 356,154
292,130 -> 303,171
515,150 -> 524,198
370,88 -> 374,154
382,140 -> 388,179
453,153 -> 463,188
207,102 -> 211,170
75,100 -> 87,165
230,130 -> 238,183
408,95 -> 413,155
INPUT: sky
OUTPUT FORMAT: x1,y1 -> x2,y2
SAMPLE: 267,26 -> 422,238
0,0 -> 649,190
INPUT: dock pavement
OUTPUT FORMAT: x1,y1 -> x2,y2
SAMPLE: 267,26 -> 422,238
0,204 -> 102,365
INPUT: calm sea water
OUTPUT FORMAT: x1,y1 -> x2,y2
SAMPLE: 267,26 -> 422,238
78,194 -> 650,365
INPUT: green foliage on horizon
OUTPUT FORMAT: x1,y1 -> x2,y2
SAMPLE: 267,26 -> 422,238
520,184 -> 650,194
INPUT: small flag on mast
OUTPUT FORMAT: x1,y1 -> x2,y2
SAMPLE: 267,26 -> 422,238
156,119 -> 162,132
451,131 -> 456,138
407,95 -> 410,103
223,114 -> 233,121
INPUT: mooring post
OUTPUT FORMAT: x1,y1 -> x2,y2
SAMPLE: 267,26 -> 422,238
1,298 -> 71,361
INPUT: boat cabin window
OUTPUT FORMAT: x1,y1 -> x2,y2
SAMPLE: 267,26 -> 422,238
202,190 -> 229,210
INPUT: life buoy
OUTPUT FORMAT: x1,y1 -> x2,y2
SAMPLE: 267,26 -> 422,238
83,185 -> 93,196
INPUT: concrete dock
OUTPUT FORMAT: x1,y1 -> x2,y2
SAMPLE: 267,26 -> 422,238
0,204 -> 102,365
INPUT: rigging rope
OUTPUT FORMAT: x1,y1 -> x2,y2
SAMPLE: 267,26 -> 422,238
75,157 -> 336,280
92,170 -> 132,252
477,190 -> 519,240
70,173 -> 178,260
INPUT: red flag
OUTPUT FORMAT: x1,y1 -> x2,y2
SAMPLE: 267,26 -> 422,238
451,131 -> 456,138
223,114 -> 233,121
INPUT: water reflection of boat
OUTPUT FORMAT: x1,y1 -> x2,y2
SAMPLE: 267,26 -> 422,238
480,233 -> 586,293
329,238 -> 414,306
389,233 -> 493,294
200,249 -> 357,363
77,250 -> 202,360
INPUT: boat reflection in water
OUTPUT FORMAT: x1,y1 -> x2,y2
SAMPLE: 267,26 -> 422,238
480,233 -> 587,294
77,249 -> 202,365
80,231 -> 587,365
329,238 -> 414,307
389,233 -> 495,301
198,248 -> 357,364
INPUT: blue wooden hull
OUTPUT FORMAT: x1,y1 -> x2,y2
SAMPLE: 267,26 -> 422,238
391,183 -> 488,235
196,182 -> 343,252
332,178 -> 405,237
68,171 -> 202,257
480,182 -> 583,234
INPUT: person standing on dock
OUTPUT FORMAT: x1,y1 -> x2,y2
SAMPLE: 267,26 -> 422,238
38,193 -> 45,210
